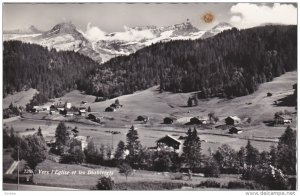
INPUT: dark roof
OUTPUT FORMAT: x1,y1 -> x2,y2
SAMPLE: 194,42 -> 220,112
275,115 -> 292,120
225,116 -> 241,121
164,117 -> 177,120
138,115 -> 148,118
156,135 -> 182,144
105,107 -> 115,111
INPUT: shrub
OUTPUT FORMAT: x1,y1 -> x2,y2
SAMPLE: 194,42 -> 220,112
197,180 -> 221,188
227,181 -> 267,190
115,181 -> 189,190
60,150 -> 85,164
202,158 -> 220,177
96,177 -> 115,190
241,164 -> 289,190
171,173 -> 184,180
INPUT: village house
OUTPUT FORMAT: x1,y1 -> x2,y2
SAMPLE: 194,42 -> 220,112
65,102 -> 72,109
229,127 -> 243,134
105,107 -> 116,112
32,106 -> 43,113
45,135 -> 56,147
225,116 -> 241,125
274,114 -> 292,125
163,117 -> 177,124
74,135 -> 88,151
189,116 -> 208,125
79,107 -> 87,116
87,113 -> 96,120
110,103 -> 122,109
50,104 -> 56,111
61,109 -> 74,117
136,115 -> 149,122
42,106 -> 50,111
50,110 -> 58,115
156,135 -> 183,154
56,103 -> 65,112
71,127 -> 79,137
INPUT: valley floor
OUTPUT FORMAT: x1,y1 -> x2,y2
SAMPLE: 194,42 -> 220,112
3,71 -> 297,190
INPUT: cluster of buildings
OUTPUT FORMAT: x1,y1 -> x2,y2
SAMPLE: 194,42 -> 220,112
32,102 -> 88,117
105,100 -> 122,112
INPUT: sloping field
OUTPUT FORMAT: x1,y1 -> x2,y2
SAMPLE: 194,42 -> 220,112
3,88 -> 38,108
4,71 -> 297,153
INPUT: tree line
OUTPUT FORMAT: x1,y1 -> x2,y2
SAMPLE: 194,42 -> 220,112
4,26 -> 296,102
78,25 -> 296,99
4,123 -> 295,190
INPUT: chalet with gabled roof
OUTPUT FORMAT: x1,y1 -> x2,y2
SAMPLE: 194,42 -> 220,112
190,116 -> 208,125
156,135 -> 183,154
137,115 -> 149,122
274,114 -> 292,125
225,116 -> 241,125
229,127 -> 243,134
163,117 -> 177,124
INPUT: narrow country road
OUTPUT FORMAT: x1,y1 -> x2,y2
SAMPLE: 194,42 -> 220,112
5,161 -> 19,174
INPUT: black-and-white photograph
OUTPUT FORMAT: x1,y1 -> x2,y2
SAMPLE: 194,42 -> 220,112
1,1 -> 298,192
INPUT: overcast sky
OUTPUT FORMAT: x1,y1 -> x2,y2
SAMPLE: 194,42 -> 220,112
3,3 -> 297,33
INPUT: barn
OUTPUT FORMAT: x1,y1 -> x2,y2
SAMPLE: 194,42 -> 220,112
229,127 -> 243,134
274,114 -> 292,125
79,107 -> 87,116
225,116 -> 241,125
163,117 -> 177,124
105,107 -> 116,112
189,117 -> 208,125
156,135 -> 182,154
137,115 -> 149,122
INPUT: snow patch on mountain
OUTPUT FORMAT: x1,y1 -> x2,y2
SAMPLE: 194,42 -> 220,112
4,21 -> 234,64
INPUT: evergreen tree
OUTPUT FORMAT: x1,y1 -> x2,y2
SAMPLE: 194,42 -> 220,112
245,140 -> 260,167
87,106 -> 91,112
237,146 -> 246,168
55,121 -> 70,154
269,145 -> 278,167
114,140 -> 126,164
276,126 -> 296,175
181,128 -> 202,170
126,125 -> 141,166
37,127 -> 43,137
187,97 -> 193,107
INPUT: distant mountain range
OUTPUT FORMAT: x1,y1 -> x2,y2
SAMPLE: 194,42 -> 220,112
3,21 -> 233,64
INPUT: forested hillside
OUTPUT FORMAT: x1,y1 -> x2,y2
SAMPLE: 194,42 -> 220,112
78,25 -> 297,99
3,41 -> 99,100
3,25 -> 297,102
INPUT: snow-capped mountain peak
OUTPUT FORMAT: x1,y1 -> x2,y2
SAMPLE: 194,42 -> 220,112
211,22 -> 233,31
201,22 -> 233,39
4,20 -> 234,64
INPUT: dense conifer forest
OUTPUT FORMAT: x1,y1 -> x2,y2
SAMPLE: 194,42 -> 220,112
3,41 -> 99,99
78,25 -> 297,99
3,25 -> 297,102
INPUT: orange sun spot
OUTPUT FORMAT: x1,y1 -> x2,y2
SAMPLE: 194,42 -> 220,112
202,12 -> 214,23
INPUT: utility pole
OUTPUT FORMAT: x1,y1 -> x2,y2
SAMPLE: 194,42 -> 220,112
17,141 -> 19,190
105,131 -> 121,148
